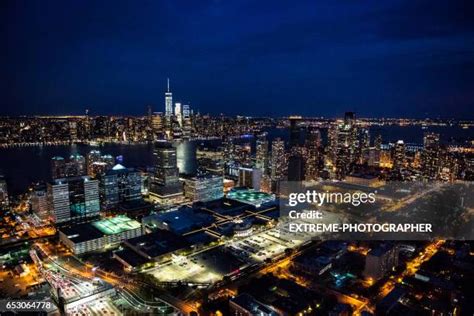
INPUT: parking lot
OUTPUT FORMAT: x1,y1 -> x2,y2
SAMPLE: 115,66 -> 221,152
149,255 -> 222,284
226,226 -> 311,262
148,223 -> 316,285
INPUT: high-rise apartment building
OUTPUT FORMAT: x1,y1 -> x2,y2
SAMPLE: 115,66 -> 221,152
165,78 -> 173,118
392,140 -> 406,170
327,113 -> 358,179
422,132 -> 441,180
31,183 -> 49,220
271,138 -> 286,181
305,128 -> 321,181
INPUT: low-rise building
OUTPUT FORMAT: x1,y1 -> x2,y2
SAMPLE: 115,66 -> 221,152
59,215 -> 143,254
229,293 -> 279,316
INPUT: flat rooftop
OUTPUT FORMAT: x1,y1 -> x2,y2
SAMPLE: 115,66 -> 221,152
92,215 -> 141,235
144,207 -> 215,234
227,188 -> 275,207
60,215 -> 142,243
125,229 -> 190,259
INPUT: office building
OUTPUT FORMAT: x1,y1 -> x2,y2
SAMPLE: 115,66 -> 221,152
184,174 -> 223,202
100,164 -> 143,210
31,183 -> 49,220
51,155 -> 86,180
149,142 -> 184,205
51,156 -> 66,180
47,176 -> 100,223
238,167 -> 263,191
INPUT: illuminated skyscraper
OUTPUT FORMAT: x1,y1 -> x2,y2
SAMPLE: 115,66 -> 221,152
51,156 -> 66,180
359,128 -> 370,163
47,176 -> 100,223
422,132 -> 440,180
374,134 -> 382,151
238,167 -> 262,190
31,183 -> 48,220
152,112 -> 164,139
392,140 -> 406,170
305,128 -> 321,181
182,104 -> 192,138
329,114 -> 358,179
149,141 -> 183,204
87,150 -> 102,176
67,154 -> 86,177
271,138 -> 286,181
174,102 -> 182,126
165,78 -> 173,118
100,164 -> 143,210
0,174 -> 8,209
255,132 -> 269,173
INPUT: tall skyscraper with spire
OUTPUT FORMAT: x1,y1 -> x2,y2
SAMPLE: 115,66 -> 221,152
165,78 -> 173,118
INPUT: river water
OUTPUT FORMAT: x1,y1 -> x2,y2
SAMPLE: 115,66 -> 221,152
0,125 -> 471,195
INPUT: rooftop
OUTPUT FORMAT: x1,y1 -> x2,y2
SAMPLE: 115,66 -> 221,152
227,188 -> 275,207
231,293 -> 278,315
92,215 -> 141,235
124,229 -> 190,259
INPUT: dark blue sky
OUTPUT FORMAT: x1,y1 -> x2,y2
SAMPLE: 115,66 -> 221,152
1,0 -> 473,118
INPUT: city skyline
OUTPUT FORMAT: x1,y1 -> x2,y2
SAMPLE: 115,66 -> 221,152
1,2 -> 473,315
2,0 -> 474,118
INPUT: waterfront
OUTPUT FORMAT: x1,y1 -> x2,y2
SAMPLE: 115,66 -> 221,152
0,141 -> 198,195
0,125 -> 471,195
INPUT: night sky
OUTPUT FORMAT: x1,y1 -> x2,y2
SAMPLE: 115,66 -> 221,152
1,0 -> 473,118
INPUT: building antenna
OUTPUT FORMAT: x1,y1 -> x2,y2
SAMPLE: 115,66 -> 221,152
167,78 -> 170,92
